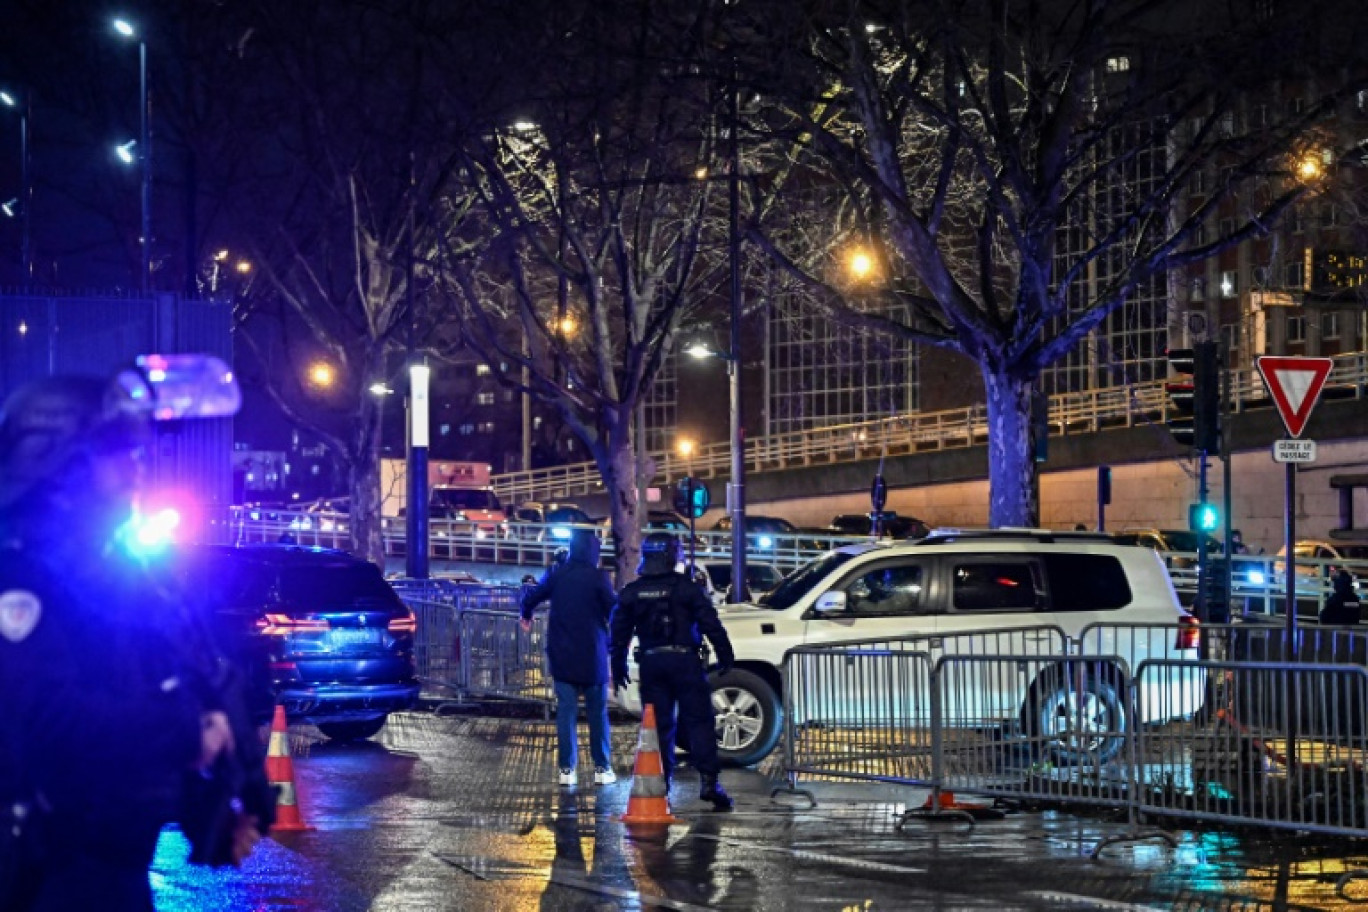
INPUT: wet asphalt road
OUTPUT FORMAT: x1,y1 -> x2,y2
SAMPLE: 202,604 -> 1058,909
147,709 -> 1368,911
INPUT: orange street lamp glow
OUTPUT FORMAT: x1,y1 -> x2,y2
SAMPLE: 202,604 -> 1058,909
308,362 -> 335,388
677,438 -> 696,458
1298,155 -> 1323,181
848,248 -> 875,280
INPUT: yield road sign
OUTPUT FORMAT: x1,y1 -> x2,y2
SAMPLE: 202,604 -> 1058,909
1273,439 -> 1317,463
1255,356 -> 1333,438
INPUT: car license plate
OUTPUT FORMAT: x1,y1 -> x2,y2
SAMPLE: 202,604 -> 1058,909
329,628 -> 382,647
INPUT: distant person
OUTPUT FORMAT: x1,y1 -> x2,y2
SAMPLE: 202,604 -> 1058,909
1319,569 -> 1361,626
520,529 -> 617,787
1230,530 -> 1250,555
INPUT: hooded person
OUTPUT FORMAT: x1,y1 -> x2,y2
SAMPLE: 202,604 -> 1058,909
1320,569 -> 1362,626
0,369 -> 265,912
520,528 -> 619,786
610,532 -> 735,810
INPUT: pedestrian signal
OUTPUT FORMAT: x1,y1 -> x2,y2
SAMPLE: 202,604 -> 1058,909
1188,502 -> 1219,533
672,477 -> 710,519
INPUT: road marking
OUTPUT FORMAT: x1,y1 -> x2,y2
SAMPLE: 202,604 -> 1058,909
1024,891 -> 1167,911
682,833 -> 925,875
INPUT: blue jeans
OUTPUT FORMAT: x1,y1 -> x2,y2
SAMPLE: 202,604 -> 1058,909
554,680 -> 611,771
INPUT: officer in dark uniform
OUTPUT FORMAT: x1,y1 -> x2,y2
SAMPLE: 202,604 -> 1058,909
611,531 -> 734,810
0,371 -> 267,911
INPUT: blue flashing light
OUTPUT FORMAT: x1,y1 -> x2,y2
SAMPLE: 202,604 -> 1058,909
118,507 -> 181,557
550,526 -> 572,540
1246,569 -> 1266,586
757,535 -> 775,549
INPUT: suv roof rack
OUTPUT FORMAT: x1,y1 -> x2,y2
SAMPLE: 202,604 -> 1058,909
917,527 -> 1114,545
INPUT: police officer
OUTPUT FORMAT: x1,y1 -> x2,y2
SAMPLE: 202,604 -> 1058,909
0,373 -> 265,910
611,532 -> 734,810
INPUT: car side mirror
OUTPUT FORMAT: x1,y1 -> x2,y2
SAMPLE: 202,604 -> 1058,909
811,591 -> 848,615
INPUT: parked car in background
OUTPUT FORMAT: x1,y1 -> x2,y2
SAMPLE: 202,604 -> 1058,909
167,543 -> 420,741
709,514 -> 804,552
827,512 -> 931,540
506,501 -> 594,541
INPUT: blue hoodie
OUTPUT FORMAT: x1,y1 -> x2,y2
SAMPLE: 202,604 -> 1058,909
520,529 -> 617,685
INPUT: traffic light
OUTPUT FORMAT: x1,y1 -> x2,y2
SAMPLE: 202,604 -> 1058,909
1165,341 -> 1221,452
673,477 -> 710,519
1188,501 -> 1219,533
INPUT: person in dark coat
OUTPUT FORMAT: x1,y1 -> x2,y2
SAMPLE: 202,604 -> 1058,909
611,532 -> 734,810
520,528 -> 618,786
0,374 -> 263,912
1320,569 -> 1361,625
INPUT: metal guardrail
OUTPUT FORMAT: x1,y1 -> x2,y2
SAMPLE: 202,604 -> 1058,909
772,623 -> 1368,871
490,350 -> 1368,502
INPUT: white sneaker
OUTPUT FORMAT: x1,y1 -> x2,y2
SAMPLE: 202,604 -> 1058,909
593,767 -> 617,786
558,767 -> 576,786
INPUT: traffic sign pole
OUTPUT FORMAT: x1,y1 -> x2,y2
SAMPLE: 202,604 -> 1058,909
1255,355 -> 1333,639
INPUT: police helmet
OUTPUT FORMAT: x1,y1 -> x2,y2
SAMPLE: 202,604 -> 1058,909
0,374 -> 152,510
639,531 -> 679,574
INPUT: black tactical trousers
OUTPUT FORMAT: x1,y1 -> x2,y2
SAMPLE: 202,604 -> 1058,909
638,650 -> 718,782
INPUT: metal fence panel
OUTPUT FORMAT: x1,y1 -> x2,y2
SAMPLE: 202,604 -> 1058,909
1134,659 -> 1368,837
457,608 -> 552,704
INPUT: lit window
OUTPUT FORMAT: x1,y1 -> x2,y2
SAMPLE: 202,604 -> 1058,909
1287,315 -> 1306,343
440,423 -> 450,436
460,423 -> 475,436
533,417 -> 543,429
1322,312 -> 1341,340
476,364 -> 491,376
1105,56 -> 1130,73
1189,278 -> 1205,301
1220,271 -> 1237,298
478,421 -> 495,434
476,392 -> 495,406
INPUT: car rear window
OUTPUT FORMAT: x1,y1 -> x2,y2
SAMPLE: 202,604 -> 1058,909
1041,553 -> 1132,610
432,488 -> 502,511
280,562 -> 397,606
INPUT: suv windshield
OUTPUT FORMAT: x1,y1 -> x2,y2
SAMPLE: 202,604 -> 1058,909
545,506 -> 591,524
432,488 -> 502,512
757,551 -> 856,610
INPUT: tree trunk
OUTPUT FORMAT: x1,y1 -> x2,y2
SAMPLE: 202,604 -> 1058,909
600,417 -> 643,587
348,393 -> 386,565
982,365 -> 1040,528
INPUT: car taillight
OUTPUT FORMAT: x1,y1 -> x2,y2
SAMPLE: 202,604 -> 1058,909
256,613 -> 329,636
388,609 -> 417,633
1175,616 -> 1201,651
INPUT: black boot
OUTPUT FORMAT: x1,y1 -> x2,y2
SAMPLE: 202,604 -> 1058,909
699,775 -> 733,811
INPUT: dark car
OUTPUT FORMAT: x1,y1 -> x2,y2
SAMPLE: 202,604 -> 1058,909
169,544 -> 420,741
827,512 -> 931,540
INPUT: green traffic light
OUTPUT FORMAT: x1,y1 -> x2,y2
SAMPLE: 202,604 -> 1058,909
1188,502 -> 1219,533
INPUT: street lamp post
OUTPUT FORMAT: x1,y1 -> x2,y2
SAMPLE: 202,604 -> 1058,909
727,72 -> 748,603
0,90 -> 31,282
114,18 -> 150,296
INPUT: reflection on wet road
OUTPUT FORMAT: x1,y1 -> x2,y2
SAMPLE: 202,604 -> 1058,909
149,711 -> 1368,910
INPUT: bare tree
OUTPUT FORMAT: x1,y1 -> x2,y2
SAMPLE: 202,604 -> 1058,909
434,0 -> 730,582
215,0 -> 487,562
738,0 -> 1368,525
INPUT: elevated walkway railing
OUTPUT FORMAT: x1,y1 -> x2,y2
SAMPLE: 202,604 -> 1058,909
490,351 -> 1368,503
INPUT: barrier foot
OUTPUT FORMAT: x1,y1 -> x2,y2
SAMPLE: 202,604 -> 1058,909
769,783 -> 817,809
1336,869 -> 1368,903
896,807 -> 978,831
1090,828 -> 1179,860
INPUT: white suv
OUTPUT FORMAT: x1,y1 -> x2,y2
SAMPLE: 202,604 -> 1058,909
617,529 -> 1202,766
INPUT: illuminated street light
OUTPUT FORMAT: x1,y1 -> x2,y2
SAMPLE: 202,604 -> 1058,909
307,361 -> 335,389
847,246 -> 876,280
1,88 -> 31,280
115,139 -> 137,164
112,16 -> 150,295
677,438 -> 696,458
369,382 -> 394,396
1298,156 -> 1323,181
0,199 -> 15,218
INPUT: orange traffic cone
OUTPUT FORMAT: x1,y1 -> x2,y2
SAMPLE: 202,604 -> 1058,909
617,705 -> 680,826
916,789 -> 1004,820
266,705 -> 312,832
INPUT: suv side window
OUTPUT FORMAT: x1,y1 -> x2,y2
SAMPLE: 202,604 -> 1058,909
843,560 -> 931,617
1040,553 -> 1132,610
951,559 -> 1040,612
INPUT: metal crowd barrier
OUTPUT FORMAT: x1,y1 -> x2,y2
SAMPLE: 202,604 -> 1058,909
773,622 -> 1368,863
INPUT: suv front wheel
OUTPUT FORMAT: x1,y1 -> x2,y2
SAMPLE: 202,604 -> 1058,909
317,716 -> 388,742
710,668 -> 782,766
